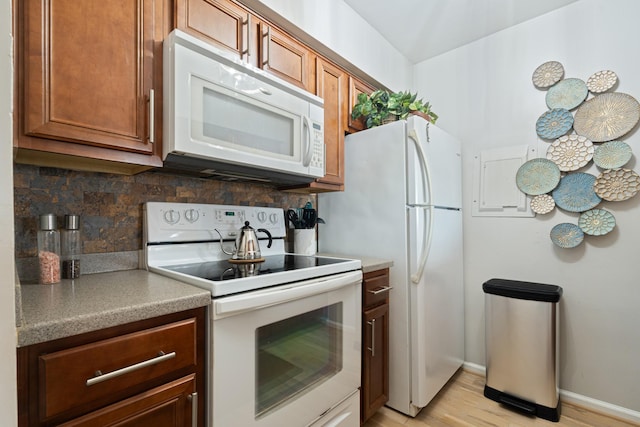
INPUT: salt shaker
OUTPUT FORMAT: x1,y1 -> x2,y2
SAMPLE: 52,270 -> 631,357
61,214 -> 81,279
37,214 -> 61,284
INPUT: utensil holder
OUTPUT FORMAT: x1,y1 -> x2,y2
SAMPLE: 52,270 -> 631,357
293,229 -> 316,255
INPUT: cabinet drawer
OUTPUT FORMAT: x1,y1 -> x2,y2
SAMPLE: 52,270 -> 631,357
39,318 -> 197,420
363,270 -> 391,308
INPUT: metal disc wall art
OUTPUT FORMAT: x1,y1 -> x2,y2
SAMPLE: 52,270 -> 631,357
546,134 -> 594,171
586,70 -> 617,94
525,62 -> 638,249
594,168 -> 640,201
550,223 -> 584,248
593,141 -> 632,169
551,172 -> 601,212
536,108 -> 574,140
573,92 -> 640,142
545,78 -> 588,110
516,158 -> 561,195
578,209 -> 616,236
530,194 -> 555,214
532,61 -> 565,88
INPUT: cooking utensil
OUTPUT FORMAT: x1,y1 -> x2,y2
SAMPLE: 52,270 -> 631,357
214,221 -> 272,260
302,202 -> 317,229
287,209 -> 302,229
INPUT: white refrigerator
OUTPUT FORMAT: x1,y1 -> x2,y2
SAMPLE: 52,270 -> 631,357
319,115 -> 464,417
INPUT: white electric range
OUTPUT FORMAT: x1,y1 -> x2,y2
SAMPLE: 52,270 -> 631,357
143,202 -> 362,427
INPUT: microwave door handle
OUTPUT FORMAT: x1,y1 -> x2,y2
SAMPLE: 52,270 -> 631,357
302,115 -> 313,166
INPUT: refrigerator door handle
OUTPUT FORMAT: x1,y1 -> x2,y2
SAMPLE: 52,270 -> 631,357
411,205 -> 434,284
407,128 -> 433,206
408,130 -> 435,284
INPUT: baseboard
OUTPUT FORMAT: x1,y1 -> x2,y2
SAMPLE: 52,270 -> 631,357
462,361 -> 486,376
461,362 -> 640,424
559,390 -> 640,424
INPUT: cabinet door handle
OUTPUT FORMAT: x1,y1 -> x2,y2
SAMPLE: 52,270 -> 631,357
86,351 -> 175,386
367,285 -> 393,295
188,392 -> 198,427
262,26 -> 271,67
367,319 -> 376,357
148,89 -> 155,144
242,14 -> 251,59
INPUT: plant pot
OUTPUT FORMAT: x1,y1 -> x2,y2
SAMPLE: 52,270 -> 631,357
410,110 -> 433,123
382,114 -> 398,124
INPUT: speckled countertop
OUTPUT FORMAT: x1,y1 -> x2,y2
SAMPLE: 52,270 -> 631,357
17,270 -> 211,347
317,253 -> 393,273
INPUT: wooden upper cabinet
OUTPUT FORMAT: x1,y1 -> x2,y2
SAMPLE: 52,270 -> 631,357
175,0 -> 259,66
280,56 -> 346,193
315,58 -> 347,189
348,76 -> 376,133
15,0 -> 164,174
259,22 -> 315,93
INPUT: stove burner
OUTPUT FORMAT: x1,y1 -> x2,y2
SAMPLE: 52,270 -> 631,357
160,254 -> 348,282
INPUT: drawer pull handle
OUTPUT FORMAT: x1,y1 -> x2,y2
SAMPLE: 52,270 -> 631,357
367,319 -> 376,357
367,286 -> 393,295
86,351 -> 176,386
188,392 -> 198,427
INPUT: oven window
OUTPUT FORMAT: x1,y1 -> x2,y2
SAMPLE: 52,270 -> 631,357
202,86 -> 295,156
255,303 -> 343,418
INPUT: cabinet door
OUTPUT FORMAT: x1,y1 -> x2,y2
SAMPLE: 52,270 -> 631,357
259,22 -> 315,93
175,0 -> 258,65
362,303 -> 389,423
315,58 -> 347,189
17,0 -> 163,170
59,375 -> 196,427
347,76 -> 376,133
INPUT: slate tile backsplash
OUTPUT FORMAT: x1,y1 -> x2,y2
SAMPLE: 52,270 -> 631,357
14,164 -> 313,259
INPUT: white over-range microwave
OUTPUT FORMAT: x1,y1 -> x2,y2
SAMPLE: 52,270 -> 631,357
163,29 -> 325,184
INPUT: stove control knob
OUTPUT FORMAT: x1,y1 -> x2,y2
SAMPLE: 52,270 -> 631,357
269,213 -> 279,224
184,209 -> 199,223
257,211 -> 267,223
163,209 -> 180,224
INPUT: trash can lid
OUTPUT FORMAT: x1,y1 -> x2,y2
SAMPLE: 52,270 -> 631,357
483,278 -> 563,302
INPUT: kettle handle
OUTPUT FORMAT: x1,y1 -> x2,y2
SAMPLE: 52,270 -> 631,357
257,228 -> 273,248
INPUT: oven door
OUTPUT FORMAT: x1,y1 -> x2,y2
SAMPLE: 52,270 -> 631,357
210,270 -> 362,427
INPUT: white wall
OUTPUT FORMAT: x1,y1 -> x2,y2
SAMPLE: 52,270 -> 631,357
243,0 -> 412,90
1,0 -> 17,423
413,0 -> 640,413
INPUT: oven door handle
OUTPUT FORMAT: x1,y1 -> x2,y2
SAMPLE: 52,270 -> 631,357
214,270 -> 362,317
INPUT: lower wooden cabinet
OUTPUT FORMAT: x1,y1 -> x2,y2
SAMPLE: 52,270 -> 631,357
361,269 -> 391,423
17,308 -> 206,427
59,375 -> 197,427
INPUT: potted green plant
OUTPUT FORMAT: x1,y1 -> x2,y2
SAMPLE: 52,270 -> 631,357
351,89 -> 438,129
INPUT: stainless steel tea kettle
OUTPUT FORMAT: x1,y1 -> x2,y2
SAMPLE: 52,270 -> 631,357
215,221 -> 272,260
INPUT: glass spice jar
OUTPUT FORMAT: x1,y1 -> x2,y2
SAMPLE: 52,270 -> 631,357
37,213 -> 61,284
61,214 -> 81,279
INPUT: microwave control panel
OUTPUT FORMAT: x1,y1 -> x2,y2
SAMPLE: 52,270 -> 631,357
310,121 -> 324,171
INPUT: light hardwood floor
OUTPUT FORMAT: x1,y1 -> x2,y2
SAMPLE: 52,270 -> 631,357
362,369 -> 639,427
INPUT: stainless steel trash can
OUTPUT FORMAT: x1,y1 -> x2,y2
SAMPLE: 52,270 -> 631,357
483,278 -> 563,422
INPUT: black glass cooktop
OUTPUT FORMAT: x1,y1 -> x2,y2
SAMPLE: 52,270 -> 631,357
161,254 -> 349,282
